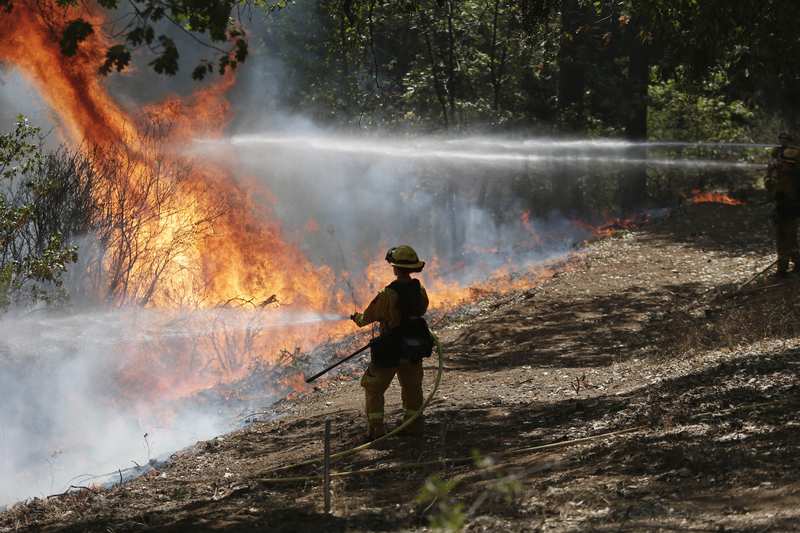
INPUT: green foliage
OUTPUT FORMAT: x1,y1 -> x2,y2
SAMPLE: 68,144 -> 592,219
416,474 -> 467,532
23,0 -> 251,79
254,0 -> 560,132
256,0 -> 792,137
415,452 -> 526,532
0,117 -> 79,310
646,71 -> 758,202
100,45 -> 133,75
648,73 -> 754,145
627,0 -> 798,96
277,346 -> 312,374
58,18 -> 94,56
150,36 -> 180,75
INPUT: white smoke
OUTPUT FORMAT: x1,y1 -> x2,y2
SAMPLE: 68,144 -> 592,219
191,129 -> 604,287
1,18 -> 761,507
0,68 -> 62,151
0,311 -> 239,507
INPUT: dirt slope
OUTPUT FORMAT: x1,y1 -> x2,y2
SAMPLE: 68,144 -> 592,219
3,188 -> 800,533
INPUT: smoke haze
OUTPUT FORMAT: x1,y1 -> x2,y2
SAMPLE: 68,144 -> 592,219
0,8 -> 759,507
0,311 -> 226,505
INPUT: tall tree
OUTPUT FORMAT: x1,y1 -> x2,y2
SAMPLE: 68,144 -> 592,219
621,33 -> 650,210
556,0 -> 585,123
628,0 -> 800,125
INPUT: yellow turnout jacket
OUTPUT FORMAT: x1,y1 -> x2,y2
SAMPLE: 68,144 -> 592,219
353,278 -> 429,336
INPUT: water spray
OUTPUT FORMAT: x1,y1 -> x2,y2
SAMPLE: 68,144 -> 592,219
210,135 -> 770,170
288,313 -> 351,324
132,311 -> 353,341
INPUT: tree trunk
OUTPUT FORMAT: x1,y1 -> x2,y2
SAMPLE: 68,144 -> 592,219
557,0 -> 585,121
552,0 -> 586,215
340,10 -> 351,115
446,0 -> 457,130
621,36 -> 649,212
420,10 -> 450,130
489,0 -> 507,111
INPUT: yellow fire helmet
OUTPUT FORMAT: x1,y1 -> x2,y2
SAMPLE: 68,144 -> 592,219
779,131 -> 794,141
782,147 -> 799,164
385,245 -> 425,271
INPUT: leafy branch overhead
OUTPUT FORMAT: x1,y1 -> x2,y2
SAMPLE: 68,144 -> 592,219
3,0 -> 251,79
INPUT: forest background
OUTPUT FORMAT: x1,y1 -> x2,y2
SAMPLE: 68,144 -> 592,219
1,0 -> 800,514
0,0 -> 797,309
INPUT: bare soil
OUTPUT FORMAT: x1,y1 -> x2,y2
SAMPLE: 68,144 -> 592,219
3,188 -> 800,533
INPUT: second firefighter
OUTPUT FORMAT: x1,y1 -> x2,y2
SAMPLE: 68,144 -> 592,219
765,147 -> 800,276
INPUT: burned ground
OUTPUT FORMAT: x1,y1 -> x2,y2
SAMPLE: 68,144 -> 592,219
2,188 -> 800,532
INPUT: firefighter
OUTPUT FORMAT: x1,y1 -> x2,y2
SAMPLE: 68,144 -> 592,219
768,131 -> 794,177
765,147 -> 800,277
350,245 -> 430,441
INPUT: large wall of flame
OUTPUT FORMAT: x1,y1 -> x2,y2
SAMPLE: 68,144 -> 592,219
0,0 -> 127,143
0,0 -> 356,408
0,0 -> 340,314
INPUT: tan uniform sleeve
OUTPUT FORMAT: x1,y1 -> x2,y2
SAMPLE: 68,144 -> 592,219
765,174 -> 797,199
353,289 -> 393,334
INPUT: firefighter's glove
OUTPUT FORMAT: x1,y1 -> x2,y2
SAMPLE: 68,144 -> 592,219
350,313 -> 358,323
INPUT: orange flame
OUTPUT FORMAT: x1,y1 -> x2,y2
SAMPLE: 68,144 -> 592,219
689,189 -> 745,206
0,0 -> 642,410
0,0 -> 352,406
0,0 -> 127,144
520,211 -> 544,247
571,212 -> 650,240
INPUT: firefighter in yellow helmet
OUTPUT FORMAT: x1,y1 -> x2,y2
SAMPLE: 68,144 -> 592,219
768,131 -> 794,177
350,245 -> 431,441
765,147 -> 800,277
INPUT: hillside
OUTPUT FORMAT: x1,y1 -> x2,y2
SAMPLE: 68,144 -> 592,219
2,187 -> 800,533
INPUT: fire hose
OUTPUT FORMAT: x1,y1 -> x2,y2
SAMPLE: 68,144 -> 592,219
260,329 -> 444,477
737,245 -> 800,291
304,334 -> 388,384
258,393 -> 793,484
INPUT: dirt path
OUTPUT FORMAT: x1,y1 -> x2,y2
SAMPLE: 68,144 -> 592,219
3,188 -> 800,533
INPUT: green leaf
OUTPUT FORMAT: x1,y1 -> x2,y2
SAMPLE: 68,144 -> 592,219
192,64 -> 210,80
59,18 -> 94,57
234,39 -> 248,63
99,45 -> 131,75
149,36 -> 180,75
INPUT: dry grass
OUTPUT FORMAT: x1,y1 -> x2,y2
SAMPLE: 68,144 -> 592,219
643,279 -> 800,361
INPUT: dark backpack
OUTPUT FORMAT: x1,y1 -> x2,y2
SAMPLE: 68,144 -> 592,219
370,280 -> 433,368
772,171 -> 800,223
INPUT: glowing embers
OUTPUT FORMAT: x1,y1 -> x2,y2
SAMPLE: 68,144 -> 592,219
570,210 -> 668,241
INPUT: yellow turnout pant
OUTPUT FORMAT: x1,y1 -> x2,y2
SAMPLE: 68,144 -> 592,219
360,359 -> 424,438
775,218 -> 800,272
